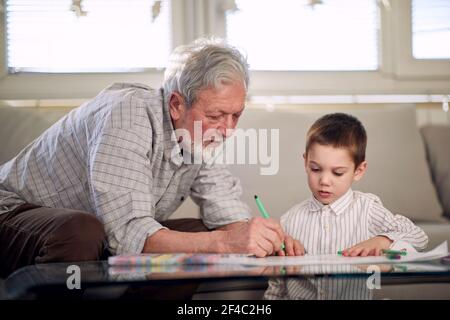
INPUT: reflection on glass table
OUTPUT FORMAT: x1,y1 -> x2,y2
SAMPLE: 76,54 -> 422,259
107,261 -> 450,280
3,259 -> 450,300
265,276 -> 372,300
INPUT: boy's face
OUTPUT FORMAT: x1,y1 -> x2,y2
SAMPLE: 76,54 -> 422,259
304,143 -> 367,205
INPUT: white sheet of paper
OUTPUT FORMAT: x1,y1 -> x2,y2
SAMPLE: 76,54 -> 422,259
218,241 -> 449,266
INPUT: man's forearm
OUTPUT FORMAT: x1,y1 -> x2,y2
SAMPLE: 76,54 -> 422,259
142,228 -> 229,253
215,220 -> 248,231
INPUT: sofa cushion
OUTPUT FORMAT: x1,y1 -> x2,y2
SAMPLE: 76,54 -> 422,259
416,222 -> 450,249
0,107 -> 71,165
227,104 -> 444,223
420,125 -> 450,220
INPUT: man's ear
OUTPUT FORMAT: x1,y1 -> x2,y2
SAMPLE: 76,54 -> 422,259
353,161 -> 368,182
168,92 -> 185,121
303,153 -> 307,168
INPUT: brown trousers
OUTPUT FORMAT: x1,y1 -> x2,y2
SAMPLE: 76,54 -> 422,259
0,203 -> 208,279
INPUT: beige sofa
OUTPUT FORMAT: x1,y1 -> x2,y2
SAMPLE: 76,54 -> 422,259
225,104 -> 450,249
1,103 -> 450,299
1,104 -> 449,246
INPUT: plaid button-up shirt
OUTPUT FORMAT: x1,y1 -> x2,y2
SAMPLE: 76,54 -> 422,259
0,83 -> 251,255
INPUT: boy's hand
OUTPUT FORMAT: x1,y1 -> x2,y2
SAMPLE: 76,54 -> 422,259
276,234 -> 305,256
342,236 -> 393,257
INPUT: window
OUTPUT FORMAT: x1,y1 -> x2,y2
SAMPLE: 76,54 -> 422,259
0,0 -> 449,100
226,0 -> 379,71
412,0 -> 450,59
6,0 -> 172,73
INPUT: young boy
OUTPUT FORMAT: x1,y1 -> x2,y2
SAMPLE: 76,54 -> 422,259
282,113 -> 428,256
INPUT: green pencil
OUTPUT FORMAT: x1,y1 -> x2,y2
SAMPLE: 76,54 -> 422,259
336,249 -> 407,257
382,249 -> 407,256
254,195 -> 285,251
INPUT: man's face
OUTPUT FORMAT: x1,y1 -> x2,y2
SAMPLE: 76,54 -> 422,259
304,143 -> 367,205
169,81 -> 246,151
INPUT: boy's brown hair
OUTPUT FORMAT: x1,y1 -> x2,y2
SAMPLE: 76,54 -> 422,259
305,113 -> 367,168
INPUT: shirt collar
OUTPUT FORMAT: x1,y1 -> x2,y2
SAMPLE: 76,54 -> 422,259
309,188 -> 354,216
161,88 -> 183,167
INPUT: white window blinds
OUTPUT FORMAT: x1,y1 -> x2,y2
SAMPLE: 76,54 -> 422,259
412,0 -> 450,59
226,0 -> 379,71
6,0 -> 172,73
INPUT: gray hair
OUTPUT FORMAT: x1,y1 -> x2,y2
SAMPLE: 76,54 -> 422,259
163,37 -> 249,108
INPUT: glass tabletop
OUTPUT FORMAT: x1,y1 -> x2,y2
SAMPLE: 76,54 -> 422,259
4,259 -> 450,299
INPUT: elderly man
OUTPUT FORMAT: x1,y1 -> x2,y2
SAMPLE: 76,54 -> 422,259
0,38 -> 302,277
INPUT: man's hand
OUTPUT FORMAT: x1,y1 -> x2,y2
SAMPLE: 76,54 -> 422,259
220,217 -> 305,257
219,217 -> 285,257
342,236 -> 393,257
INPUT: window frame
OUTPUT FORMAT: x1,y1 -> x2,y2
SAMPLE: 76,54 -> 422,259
0,0 -> 189,99
0,0 -> 449,100
390,0 -> 450,79
217,0 -> 450,96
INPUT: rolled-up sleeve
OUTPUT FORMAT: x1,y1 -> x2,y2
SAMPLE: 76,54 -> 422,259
190,163 -> 251,229
368,196 -> 429,251
89,127 -> 165,255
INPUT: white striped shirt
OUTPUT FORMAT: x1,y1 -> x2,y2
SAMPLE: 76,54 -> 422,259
0,83 -> 251,255
281,189 -> 428,255
264,265 -> 373,300
264,191 -> 429,300
264,278 -> 372,300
